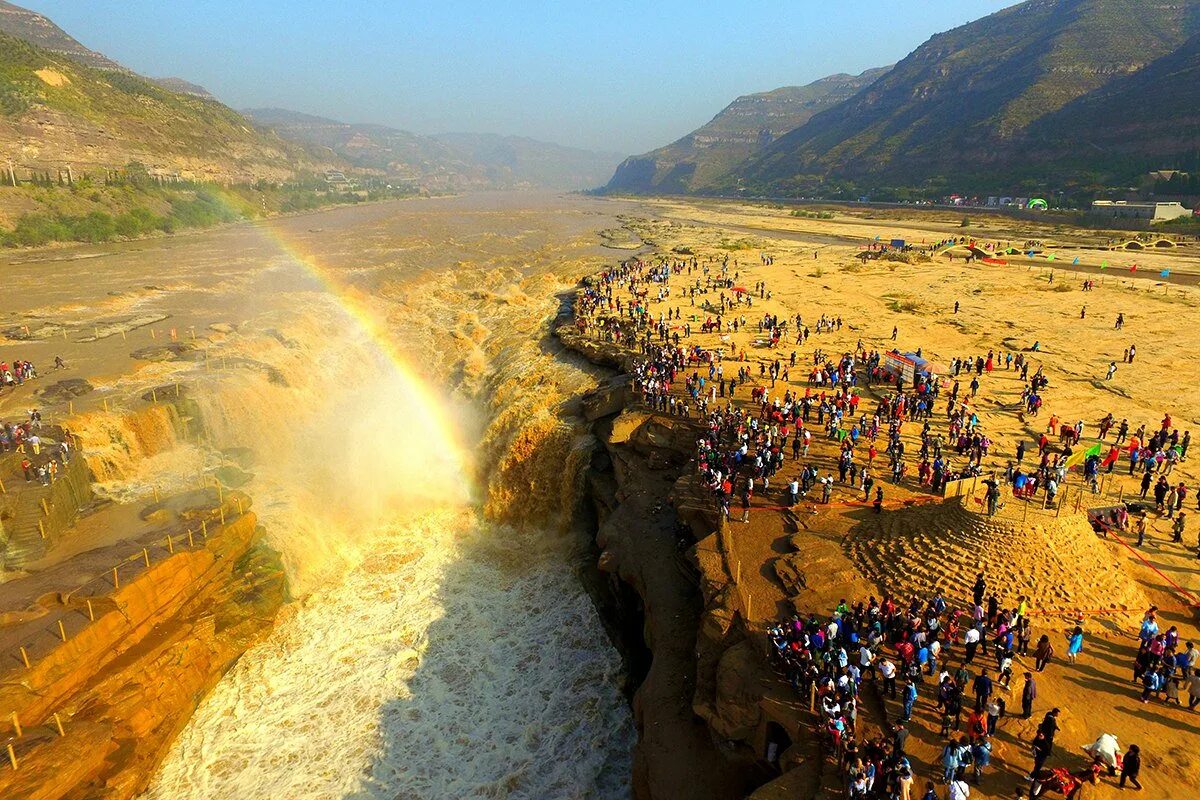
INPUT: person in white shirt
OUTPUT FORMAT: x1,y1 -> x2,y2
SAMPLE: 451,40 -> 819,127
879,659 -> 898,698
948,777 -> 970,800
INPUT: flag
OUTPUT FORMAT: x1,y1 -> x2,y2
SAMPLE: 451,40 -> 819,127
1066,442 -> 1103,469
1047,253 -> 1056,261
1130,264 -> 1137,272
1027,250 -> 1036,257
1161,269 -> 1170,278
1072,257 -> 1080,266
1100,261 -> 1108,269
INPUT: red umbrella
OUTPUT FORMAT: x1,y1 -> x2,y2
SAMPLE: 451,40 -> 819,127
732,286 -> 748,293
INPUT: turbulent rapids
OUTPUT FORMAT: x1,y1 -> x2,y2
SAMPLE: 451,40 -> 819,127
18,195 -> 638,798
143,306 -> 633,798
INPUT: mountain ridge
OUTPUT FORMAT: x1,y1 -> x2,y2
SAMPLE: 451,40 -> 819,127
243,108 -> 621,191
732,0 -> 1200,193
605,66 -> 891,194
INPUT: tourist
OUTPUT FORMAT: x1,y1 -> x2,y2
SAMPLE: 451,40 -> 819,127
1066,626 -> 1083,664
1119,743 -> 1142,790
1033,635 -> 1054,672
1021,672 -> 1036,718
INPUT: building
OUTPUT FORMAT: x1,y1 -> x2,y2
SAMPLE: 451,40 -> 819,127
1089,200 -> 1192,221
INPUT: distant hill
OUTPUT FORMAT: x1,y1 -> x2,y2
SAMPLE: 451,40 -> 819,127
244,108 -> 621,191
431,132 -> 622,191
150,77 -> 215,100
733,0 -> 1200,193
605,67 -> 890,194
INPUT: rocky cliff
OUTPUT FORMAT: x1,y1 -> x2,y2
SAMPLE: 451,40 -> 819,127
0,398 -> 286,800
556,295 -> 832,800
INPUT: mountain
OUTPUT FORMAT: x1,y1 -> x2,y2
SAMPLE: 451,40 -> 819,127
0,0 -> 124,71
1024,31 -> 1200,182
0,3 -> 335,183
0,31 -> 332,182
604,67 -> 891,194
244,109 -> 621,191
734,0 -> 1200,193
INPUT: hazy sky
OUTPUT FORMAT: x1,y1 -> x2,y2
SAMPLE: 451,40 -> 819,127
25,1 -> 1017,155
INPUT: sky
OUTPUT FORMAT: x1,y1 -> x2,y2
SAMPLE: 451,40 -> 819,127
23,1 -> 1018,155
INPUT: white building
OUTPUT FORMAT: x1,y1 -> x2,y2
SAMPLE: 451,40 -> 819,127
1090,200 -> 1192,221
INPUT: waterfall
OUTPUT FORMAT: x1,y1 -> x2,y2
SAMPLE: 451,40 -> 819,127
139,276 -> 633,798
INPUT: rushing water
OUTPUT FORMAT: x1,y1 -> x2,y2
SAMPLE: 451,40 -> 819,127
2,193 -> 639,798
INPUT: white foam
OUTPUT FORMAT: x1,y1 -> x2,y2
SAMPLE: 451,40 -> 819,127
145,510 -> 633,800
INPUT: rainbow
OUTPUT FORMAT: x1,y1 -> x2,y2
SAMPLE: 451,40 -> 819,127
231,199 -> 466,464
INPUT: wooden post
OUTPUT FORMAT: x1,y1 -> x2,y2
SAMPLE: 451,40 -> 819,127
5,743 -> 15,770
11,712 -> 21,738
0,477 -> 5,495
102,398 -> 109,413
18,647 -> 29,669
142,548 -> 150,568
187,529 -> 194,548
68,401 -> 73,415
201,519 -> 207,538
175,383 -> 180,397
219,507 -> 225,525
52,713 -> 64,737
112,567 -> 119,589
85,599 -> 94,622
151,389 -> 157,404
151,328 -> 157,340
37,520 -> 45,539
41,498 -> 49,516
236,498 -> 243,515
166,535 -> 173,554
57,620 -> 66,642
809,681 -> 816,712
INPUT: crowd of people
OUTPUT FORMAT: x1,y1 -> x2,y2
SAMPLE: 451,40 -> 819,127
571,242 -> 1199,797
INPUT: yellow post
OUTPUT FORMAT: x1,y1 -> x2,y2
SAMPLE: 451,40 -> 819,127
68,401 -> 73,415
201,519 -> 207,538
85,599 -> 94,622
112,567 -> 119,589
52,713 -> 64,737
57,620 -> 66,642
166,535 -> 173,554
121,328 -> 126,341
151,389 -> 157,404
236,498 -> 243,515
187,529 -> 194,548
11,712 -> 21,738
18,647 -> 29,669
5,743 -> 15,770
102,398 -> 109,413
37,520 -> 45,539
41,498 -> 49,516
142,548 -> 150,568
151,328 -> 156,340
0,476 -> 6,494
